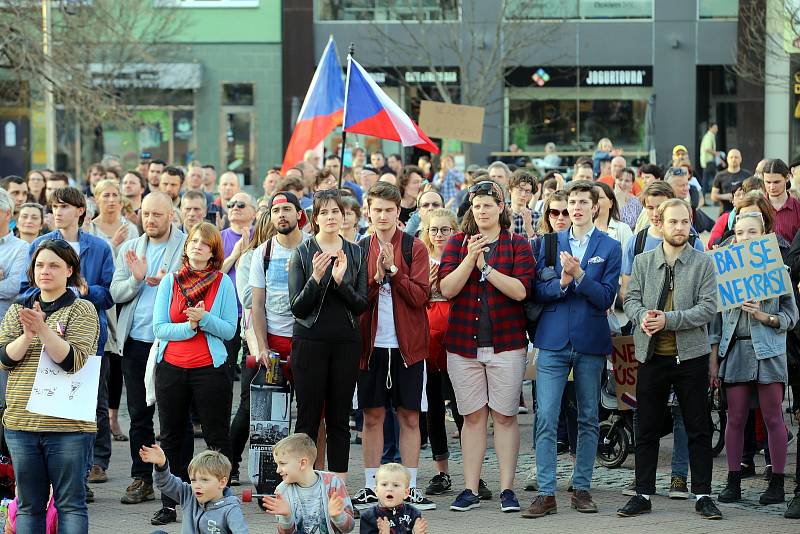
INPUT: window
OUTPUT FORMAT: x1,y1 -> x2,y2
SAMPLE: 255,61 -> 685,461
223,83 -> 254,106
699,0 -> 739,19
316,0 -> 459,22
506,0 -> 652,20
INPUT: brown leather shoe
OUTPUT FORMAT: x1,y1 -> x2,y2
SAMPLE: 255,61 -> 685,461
521,495 -> 557,518
87,465 -> 107,483
571,490 -> 598,513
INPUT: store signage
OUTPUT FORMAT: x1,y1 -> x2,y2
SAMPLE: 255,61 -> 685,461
363,68 -> 459,86
583,68 -> 649,86
89,63 -> 202,89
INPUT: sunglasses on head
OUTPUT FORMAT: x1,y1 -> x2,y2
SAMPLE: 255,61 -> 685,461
735,211 -> 764,223
548,208 -> 570,218
39,238 -> 71,250
313,189 -> 341,199
227,200 -> 248,209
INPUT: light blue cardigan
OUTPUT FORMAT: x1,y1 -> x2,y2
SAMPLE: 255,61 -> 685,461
153,272 -> 238,368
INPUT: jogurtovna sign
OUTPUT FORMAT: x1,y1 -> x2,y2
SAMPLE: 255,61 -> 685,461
709,233 -> 792,311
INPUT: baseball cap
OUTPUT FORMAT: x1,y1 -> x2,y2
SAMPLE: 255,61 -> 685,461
268,191 -> 307,227
672,144 -> 688,156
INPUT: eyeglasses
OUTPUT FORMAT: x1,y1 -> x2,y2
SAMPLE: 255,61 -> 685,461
227,200 -> 249,209
419,202 -> 443,209
548,208 -> 570,218
428,226 -> 453,236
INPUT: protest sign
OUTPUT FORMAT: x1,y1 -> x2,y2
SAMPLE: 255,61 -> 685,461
26,350 -> 101,422
418,101 -> 485,143
609,336 -> 637,411
708,233 -> 791,311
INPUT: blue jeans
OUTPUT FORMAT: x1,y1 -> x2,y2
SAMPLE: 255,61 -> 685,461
671,404 -> 689,478
535,346 -> 605,495
5,429 -> 93,534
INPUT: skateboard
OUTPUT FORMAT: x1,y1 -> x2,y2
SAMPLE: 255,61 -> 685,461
241,353 -> 291,507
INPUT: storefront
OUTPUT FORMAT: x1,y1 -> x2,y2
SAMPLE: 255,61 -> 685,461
505,66 -> 653,158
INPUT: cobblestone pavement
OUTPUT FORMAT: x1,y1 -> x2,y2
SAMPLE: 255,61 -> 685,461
86,382 -> 800,533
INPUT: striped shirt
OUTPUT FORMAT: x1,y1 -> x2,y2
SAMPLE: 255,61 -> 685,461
0,297 -> 99,433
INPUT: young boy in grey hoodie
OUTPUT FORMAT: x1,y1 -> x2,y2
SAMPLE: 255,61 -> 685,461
141,444 -> 249,534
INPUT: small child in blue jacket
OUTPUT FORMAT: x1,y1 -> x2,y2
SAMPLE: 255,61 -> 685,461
360,464 -> 428,534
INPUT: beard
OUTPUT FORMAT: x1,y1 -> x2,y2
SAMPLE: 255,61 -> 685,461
276,221 -> 298,235
664,232 -> 688,247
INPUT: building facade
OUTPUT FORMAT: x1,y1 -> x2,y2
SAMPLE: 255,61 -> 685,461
0,0 -> 282,188
308,0 -> 760,169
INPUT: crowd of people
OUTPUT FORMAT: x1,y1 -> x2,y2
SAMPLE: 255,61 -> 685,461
0,137 -> 799,533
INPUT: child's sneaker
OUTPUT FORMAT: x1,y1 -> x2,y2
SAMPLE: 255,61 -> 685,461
352,488 -> 379,510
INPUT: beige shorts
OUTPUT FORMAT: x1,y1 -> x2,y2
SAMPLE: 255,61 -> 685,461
447,347 -> 527,417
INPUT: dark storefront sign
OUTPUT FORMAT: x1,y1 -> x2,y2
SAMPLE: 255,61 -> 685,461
361,67 -> 460,86
506,66 -> 652,88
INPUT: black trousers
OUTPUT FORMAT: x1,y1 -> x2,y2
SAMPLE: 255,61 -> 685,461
108,352 -> 123,411
121,339 -> 157,483
635,354 -> 713,496
291,337 -> 360,473
426,370 -> 450,462
155,360 -> 233,507
223,322 -> 242,382
230,345 -> 258,477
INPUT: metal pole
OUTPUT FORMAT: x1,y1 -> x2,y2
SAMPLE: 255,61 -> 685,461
338,43 -> 355,189
42,0 -> 56,170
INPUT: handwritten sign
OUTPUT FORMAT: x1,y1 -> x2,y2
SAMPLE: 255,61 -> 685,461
26,350 -> 101,422
609,336 -> 637,411
708,233 -> 791,311
418,101 -> 485,143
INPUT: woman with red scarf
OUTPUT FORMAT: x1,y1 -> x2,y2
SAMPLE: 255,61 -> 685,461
151,222 -> 238,521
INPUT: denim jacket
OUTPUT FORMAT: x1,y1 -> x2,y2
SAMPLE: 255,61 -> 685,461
710,290 -> 798,360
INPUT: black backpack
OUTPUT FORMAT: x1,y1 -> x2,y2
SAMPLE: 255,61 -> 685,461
633,227 -> 698,257
523,232 -> 558,343
358,233 -> 414,269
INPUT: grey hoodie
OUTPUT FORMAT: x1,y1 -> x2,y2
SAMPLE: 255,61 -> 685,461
154,461 -> 249,534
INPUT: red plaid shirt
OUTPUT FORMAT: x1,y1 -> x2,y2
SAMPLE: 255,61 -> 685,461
439,230 -> 535,358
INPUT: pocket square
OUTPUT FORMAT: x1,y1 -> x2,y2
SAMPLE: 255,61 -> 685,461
587,256 -> 605,264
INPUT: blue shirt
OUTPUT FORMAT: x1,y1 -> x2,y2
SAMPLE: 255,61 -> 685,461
568,225 -> 596,263
621,229 -> 705,276
0,232 -> 29,318
128,241 -> 168,342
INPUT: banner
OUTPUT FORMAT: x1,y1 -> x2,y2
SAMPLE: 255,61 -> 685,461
708,233 -> 791,311
610,336 -> 637,411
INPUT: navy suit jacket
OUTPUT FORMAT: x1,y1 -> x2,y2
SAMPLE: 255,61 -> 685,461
533,228 -> 622,355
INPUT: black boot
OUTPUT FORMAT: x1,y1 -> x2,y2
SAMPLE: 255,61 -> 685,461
760,473 -> 785,505
719,471 -> 742,503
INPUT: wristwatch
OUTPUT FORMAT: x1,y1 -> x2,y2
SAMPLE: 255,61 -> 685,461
769,315 -> 777,327
388,264 -> 398,276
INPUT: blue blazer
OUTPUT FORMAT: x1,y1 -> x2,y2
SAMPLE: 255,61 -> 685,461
21,230 -> 115,355
533,229 -> 622,355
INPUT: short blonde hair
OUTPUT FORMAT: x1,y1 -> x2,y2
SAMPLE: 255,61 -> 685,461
188,450 -> 231,481
93,179 -> 121,198
375,463 -> 410,488
273,433 -> 317,463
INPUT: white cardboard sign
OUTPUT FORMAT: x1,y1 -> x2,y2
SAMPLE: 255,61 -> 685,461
26,350 -> 101,422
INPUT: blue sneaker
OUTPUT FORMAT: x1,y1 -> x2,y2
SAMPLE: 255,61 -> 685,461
500,489 -> 521,512
450,489 -> 481,511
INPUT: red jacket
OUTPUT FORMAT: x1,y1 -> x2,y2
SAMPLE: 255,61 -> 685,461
360,229 -> 430,369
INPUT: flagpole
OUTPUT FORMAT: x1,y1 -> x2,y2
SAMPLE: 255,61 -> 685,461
339,43 -> 355,189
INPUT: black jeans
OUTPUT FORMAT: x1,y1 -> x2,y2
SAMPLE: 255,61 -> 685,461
89,353 -> 111,470
426,370 -> 450,462
121,339 -> 157,484
291,337 -> 360,473
635,354 -> 712,496
108,352 -> 123,411
223,322 -> 242,382
230,356 -> 258,477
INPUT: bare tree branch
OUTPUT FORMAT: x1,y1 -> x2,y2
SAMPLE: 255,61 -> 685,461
733,0 -> 799,87
0,0 -> 188,126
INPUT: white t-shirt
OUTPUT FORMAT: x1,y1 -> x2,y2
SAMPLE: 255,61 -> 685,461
249,236 -> 306,337
68,241 -> 80,255
374,280 -> 399,348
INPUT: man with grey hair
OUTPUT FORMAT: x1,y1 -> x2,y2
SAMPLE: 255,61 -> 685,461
487,161 -> 511,191
179,190 -> 208,233
221,191 -> 256,374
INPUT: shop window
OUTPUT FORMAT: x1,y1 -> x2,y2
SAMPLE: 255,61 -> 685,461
316,0 -> 459,22
223,111 -> 254,186
578,99 -> 647,149
508,99 -> 577,148
223,83 -> 254,106
699,0 -> 739,19
506,0 -> 651,20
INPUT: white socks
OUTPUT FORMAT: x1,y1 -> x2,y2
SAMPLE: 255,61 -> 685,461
365,468 -> 378,490
408,467 -> 418,489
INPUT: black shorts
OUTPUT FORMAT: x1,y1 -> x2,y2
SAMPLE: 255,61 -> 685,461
358,348 -> 424,411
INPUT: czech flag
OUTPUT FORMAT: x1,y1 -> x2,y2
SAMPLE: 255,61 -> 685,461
281,37 -> 344,175
343,56 -> 439,154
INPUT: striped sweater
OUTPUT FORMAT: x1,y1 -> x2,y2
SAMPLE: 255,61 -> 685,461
0,295 -> 99,433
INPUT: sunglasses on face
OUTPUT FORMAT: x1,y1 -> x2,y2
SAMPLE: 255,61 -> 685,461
227,200 -> 249,209
548,208 -> 569,218
428,226 -> 453,236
